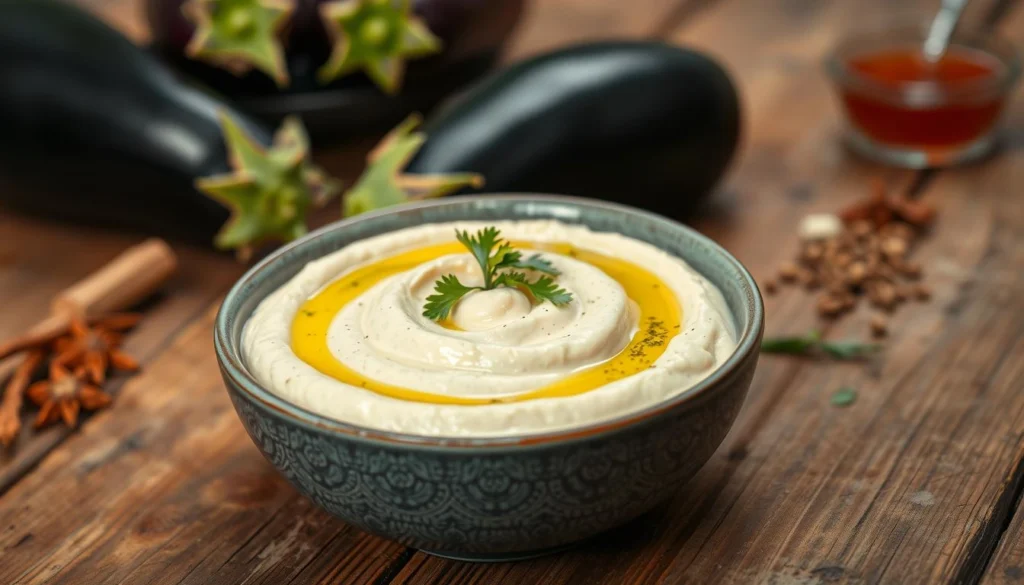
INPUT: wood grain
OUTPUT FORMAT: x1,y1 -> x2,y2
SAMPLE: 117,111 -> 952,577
503,0 -> 711,61
3,0 -> 1024,583
0,215 -> 244,492
387,0 -> 1024,584
969,12 -> 1024,585
0,0 -> 706,584
0,310 -> 408,585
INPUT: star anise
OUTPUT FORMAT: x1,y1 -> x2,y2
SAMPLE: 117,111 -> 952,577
26,364 -> 112,429
52,313 -> 142,384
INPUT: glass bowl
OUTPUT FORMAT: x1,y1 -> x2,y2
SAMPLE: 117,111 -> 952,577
825,22 -> 1020,168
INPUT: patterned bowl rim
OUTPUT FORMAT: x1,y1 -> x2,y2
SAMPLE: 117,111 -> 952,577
215,194 -> 764,451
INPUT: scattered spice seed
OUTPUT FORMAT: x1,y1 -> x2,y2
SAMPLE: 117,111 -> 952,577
870,314 -> 888,338
771,181 -> 936,335
763,279 -> 778,295
817,295 -> 845,318
778,262 -> 799,282
831,387 -> 857,407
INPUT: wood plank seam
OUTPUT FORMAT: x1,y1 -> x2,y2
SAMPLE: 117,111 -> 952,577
42,415 -> 244,584
851,209 -> 1023,581
371,549 -> 418,585
952,365 -> 1024,584
0,287 -> 232,496
280,531 -> 347,585
940,207 -> 1024,581
215,503 -> 292,572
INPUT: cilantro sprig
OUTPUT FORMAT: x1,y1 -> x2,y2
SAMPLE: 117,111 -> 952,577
761,330 -> 881,360
423,227 -> 573,321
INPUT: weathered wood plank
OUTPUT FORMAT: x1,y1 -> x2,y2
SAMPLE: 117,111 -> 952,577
504,0 -> 712,61
6,0 -> 1022,584
390,0 -> 899,577
971,7 -> 1024,582
389,1 -> 1024,584
0,214 -> 245,492
0,0 -> 712,583
968,13 -> 1024,582
674,170 -> 1023,585
0,310 -> 410,585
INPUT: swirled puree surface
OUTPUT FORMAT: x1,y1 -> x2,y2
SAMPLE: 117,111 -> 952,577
242,221 -> 737,437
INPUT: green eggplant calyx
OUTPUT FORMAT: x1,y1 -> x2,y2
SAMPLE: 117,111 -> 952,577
342,115 -> 483,217
196,113 -> 342,260
317,0 -> 442,94
227,9 -> 255,35
182,0 -> 293,87
360,16 -> 390,46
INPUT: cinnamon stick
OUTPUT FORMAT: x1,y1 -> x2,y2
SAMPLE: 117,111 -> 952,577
0,350 -> 44,446
0,239 -> 176,448
0,313 -> 144,363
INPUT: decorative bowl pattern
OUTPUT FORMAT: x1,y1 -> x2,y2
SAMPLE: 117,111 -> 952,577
215,195 -> 764,560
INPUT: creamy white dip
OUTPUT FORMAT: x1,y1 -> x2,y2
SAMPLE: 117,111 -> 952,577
242,220 -> 737,437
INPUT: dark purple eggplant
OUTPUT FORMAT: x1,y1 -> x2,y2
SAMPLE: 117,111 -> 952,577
0,0 -> 337,253
398,41 -> 742,219
146,0 -> 524,93
147,0 -> 524,140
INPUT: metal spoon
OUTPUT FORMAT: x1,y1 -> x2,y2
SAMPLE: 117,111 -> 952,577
922,0 -> 971,63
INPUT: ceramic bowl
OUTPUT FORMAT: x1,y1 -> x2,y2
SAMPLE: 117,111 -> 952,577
215,195 -> 763,561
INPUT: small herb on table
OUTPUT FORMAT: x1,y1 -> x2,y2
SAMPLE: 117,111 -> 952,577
831,387 -> 857,407
761,330 -> 880,360
422,227 -> 573,320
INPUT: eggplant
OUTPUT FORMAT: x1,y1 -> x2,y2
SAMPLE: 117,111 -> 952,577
404,41 -> 743,218
145,0 -> 525,94
145,0 -> 525,140
0,0 -> 336,252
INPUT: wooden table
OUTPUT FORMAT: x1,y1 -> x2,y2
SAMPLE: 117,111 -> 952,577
2,0 -> 1023,583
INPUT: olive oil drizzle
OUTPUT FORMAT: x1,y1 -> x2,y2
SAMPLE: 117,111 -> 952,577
291,241 -> 681,405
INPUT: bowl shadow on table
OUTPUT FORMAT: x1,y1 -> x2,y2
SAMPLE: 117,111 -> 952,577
476,465 -> 731,572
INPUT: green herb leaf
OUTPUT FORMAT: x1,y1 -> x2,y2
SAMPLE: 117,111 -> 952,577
506,254 -> 560,276
760,336 -> 818,355
494,272 -> 572,305
489,243 -> 522,273
819,340 -> 882,359
422,274 -> 479,321
422,227 -> 574,321
523,275 -> 574,305
456,227 -> 502,288
831,387 -> 857,407
761,331 -> 881,360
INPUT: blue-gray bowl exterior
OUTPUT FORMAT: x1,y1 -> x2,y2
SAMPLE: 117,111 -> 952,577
216,195 -> 764,558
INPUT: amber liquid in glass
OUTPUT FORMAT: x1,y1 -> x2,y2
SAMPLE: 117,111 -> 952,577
841,47 -> 1005,148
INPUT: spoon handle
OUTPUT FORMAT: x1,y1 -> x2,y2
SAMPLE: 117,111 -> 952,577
923,0 -> 971,63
